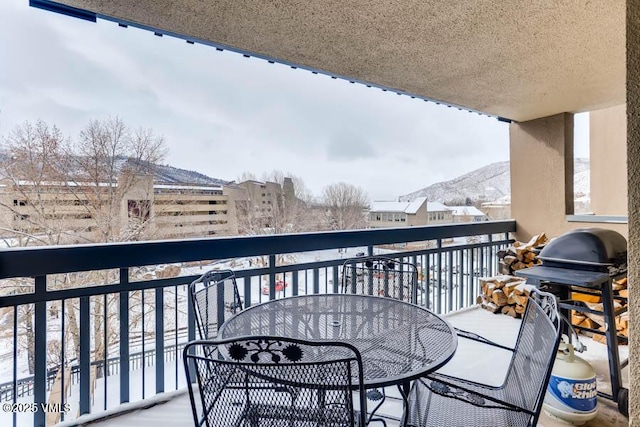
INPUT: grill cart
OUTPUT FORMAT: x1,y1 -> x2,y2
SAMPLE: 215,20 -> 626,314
516,228 -> 629,416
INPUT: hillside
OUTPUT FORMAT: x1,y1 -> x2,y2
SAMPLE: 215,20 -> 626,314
399,159 -> 590,203
0,150 -> 229,186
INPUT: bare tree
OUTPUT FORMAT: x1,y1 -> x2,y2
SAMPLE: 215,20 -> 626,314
321,182 -> 369,230
69,117 -> 166,243
235,170 -> 315,236
0,117 -> 167,373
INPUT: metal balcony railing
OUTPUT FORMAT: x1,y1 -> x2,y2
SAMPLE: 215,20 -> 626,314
0,220 -> 515,427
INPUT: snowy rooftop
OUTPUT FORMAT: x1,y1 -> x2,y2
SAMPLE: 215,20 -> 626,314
448,205 -> 487,217
370,196 -> 428,214
425,201 -> 451,212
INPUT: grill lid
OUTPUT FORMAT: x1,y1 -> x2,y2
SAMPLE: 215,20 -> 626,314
538,228 -> 627,267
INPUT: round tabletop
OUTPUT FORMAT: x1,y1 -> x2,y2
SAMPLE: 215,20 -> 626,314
219,294 -> 458,388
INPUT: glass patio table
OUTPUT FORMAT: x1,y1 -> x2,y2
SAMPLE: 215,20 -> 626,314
219,293 -> 458,422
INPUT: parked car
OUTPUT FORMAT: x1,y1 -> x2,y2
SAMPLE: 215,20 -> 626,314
261,280 -> 288,295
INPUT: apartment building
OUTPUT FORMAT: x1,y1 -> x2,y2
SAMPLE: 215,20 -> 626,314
234,177 -> 298,230
426,201 -> 454,225
369,197 -> 454,228
151,182 -> 240,239
0,172 -> 241,244
448,205 -> 488,223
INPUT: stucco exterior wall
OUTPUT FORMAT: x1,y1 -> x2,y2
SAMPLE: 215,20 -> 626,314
510,114 -> 627,242
590,104 -> 628,215
510,113 -> 574,241
627,0 -> 639,423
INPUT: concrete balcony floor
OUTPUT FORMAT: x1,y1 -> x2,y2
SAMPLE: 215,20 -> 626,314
62,306 -> 629,427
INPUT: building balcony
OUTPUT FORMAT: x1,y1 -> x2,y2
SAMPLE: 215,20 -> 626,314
0,220 -> 628,426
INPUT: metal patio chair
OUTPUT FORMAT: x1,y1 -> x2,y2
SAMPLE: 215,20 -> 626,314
341,255 -> 418,303
341,255 -> 418,426
189,269 -> 243,340
402,289 -> 561,427
183,337 -> 368,427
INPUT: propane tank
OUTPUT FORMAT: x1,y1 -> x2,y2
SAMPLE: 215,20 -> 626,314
543,334 -> 597,425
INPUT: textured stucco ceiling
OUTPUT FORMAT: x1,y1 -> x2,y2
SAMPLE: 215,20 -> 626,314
47,0 -> 625,122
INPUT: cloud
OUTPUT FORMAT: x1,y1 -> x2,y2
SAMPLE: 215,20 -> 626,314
326,130 -> 377,161
0,0 -> 511,201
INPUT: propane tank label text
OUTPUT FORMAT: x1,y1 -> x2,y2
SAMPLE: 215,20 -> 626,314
548,376 -> 597,412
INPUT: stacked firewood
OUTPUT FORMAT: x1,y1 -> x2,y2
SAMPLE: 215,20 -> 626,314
572,277 -> 629,344
497,233 -> 548,275
476,275 -> 535,318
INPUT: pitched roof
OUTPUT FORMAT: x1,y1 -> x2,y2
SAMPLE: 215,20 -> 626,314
370,196 -> 427,214
426,201 -> 451,212
448,206 -> 487,217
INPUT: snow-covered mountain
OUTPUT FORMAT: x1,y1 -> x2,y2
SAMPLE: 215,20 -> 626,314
0,150 -> 229,186
151,163 -> 229,186
399,159 -> 590,203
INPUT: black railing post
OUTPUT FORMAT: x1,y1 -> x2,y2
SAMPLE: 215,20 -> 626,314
79,296 -> 90,415
436,239 -> 443,314
447,250 -> 454,312
10,306 -> 16,426
268,254 -> 276,300
155,288 -> 164,394
29,276 -> 47,427
119,269 -> 130,404
313,268 -> 320,294
243,277 -> 252,308
33,275 -> 46,427
487,234 -> 494,276
186,285 -> 196,381
293,271 -> 299,296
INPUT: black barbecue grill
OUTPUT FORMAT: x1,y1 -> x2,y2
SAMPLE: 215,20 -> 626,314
516,228 -> 629,416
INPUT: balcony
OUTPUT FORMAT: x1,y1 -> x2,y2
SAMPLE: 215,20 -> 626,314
0,221 -> 628,426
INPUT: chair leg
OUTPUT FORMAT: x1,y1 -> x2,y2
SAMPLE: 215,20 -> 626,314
366,388 -> 387,427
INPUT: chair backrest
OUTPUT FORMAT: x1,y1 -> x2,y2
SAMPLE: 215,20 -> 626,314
341,255 -> 418,303
501,289 -> 561,424
189,269 -> 243,340
184,337 -> 367,427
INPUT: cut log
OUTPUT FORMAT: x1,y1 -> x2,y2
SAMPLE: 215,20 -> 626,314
501,305 -> 518,318
572,292 -> 602,304
576,316 -> 599,330
492,289 -> 508,306
572,313 -> 588,324
612,282 -> 626,291
481,301 -> 502,314
615,277 -> 628,286
511,294 -> 528,307
512,283 -> 532,297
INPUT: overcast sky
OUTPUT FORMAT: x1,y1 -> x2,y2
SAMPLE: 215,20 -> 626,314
0,0 -> 589,201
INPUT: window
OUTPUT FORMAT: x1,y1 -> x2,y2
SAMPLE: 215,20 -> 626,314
128,200 -> 151,220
